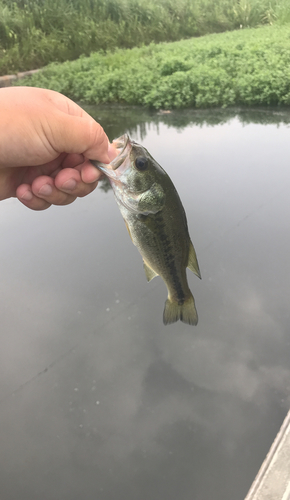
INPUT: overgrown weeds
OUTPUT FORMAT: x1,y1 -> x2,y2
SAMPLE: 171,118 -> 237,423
16,24 -> 290,109
1,0 -> 290,75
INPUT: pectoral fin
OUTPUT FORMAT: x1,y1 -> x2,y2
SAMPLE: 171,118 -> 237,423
143,260 -> 158,282
138,183 -> 165,214
187,241 -> 201,279
124,219 -> 133,242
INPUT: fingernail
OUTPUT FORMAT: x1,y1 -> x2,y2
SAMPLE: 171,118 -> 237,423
38,184 -> 53,196
61,179 -> 77,191
21,190 -> 33,201
107,143 -> 117,162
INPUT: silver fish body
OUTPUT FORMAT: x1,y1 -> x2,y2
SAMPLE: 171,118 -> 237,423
92,134 -> 201,325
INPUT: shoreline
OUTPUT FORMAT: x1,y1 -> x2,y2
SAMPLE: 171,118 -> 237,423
0,69 -> 40,88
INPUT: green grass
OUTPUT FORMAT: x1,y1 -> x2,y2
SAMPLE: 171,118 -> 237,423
15,24 -> 290,109
1,0 -> 290,75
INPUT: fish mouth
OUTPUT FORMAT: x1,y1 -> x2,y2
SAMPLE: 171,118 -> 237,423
90,134 -> 132,181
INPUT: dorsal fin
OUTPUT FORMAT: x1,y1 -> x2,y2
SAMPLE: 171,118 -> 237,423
187,241 -> 201,279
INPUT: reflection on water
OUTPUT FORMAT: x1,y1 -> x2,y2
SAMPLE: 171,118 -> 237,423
1,106 -> 290,500
83,104 -> 290,142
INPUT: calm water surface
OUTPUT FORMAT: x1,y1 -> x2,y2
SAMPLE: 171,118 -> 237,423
1,107 -> 290,500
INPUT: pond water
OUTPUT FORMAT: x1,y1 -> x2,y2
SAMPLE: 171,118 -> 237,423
1,106 -> 290,500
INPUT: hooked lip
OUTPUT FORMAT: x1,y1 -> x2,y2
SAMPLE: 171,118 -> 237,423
90,134 -> 131,181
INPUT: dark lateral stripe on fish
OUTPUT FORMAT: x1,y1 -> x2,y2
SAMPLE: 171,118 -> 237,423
154,214 -> 185,304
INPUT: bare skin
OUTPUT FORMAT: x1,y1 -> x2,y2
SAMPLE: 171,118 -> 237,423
0,86 -> 117,210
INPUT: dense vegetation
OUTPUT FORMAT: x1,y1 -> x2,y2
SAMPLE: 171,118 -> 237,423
16,24 -> 290,108
0,0 -> 290,75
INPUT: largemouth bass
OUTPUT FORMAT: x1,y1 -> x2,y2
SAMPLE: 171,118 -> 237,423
92,135 -> 201,325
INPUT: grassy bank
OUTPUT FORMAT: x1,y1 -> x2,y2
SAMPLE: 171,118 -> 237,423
16,24 -> 290,109
1,0 -> 290,75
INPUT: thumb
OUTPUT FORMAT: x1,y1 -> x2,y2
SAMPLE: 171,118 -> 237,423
47,111 -> 112,163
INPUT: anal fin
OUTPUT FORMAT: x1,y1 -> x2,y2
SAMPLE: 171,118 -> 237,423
143,260 -> 158,282
187,240 -> 201,279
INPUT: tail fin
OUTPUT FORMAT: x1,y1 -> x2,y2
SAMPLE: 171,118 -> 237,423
163,294 -> 198,326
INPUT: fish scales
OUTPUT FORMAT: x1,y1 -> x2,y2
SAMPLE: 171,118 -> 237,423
91,134 -> 201,325
131,200 -> 190,302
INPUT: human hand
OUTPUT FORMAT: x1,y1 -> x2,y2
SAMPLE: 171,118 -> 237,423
0,86 -> 117,210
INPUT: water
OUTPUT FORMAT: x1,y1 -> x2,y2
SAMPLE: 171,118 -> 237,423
1,107 -> 290,500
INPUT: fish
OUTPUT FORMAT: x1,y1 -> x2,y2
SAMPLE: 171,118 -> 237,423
91,134 -> 201,325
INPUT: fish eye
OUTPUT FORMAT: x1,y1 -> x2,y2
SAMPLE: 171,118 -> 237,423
135,156 -> 148,171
